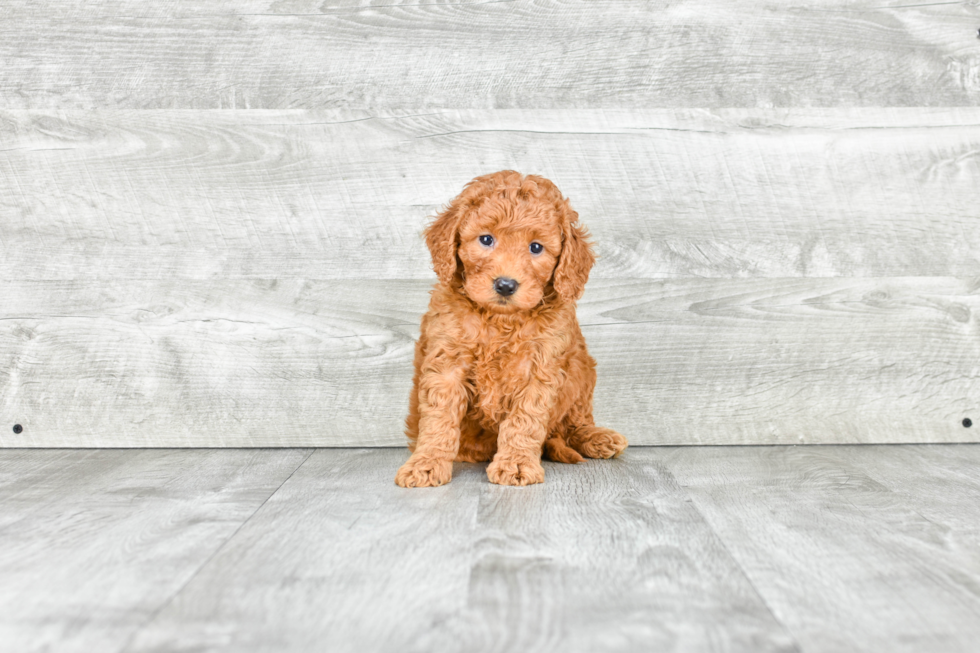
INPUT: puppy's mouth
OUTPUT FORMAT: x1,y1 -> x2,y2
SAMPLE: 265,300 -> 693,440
478,291 -> 514,311
487,296 -> 528,314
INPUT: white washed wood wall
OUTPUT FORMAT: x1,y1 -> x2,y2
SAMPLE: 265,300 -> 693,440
1,1 -> 978,446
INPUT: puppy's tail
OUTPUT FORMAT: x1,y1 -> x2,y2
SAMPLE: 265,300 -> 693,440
543,436 -> 584,464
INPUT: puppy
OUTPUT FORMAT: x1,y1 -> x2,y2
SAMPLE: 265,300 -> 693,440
396,171 -> 627,487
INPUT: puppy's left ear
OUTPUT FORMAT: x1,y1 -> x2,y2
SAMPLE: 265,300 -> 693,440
552,200 -> 596,302
424,197 -> 466,285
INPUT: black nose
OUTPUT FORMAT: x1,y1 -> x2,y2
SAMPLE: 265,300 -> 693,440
493,277 -> 518,297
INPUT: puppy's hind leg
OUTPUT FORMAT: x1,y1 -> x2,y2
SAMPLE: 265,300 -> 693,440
542,435 -> 584,464
567,425 -> 628,460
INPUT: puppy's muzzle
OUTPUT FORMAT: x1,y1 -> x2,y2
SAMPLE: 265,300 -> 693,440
493,277 -> 519,297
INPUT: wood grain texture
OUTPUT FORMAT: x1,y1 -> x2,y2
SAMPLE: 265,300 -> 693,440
2,108 -> 979,280
0,448 -> 311,653
3,6 -> 979,448
6,447 -> 979,652
819,444 -> 980,541
663,445 -> 980,653
2,277 -> 977,447
124,448 -> 797,653
1,0 -> 978,110
583,276 -> 980,445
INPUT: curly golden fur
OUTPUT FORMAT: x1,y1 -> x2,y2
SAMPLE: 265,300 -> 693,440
395,171 -> 628,487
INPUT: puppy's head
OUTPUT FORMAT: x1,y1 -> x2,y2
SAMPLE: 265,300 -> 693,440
425,170 -> 595,313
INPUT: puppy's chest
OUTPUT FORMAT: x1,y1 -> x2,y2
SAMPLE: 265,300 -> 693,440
465,328 -> 541,418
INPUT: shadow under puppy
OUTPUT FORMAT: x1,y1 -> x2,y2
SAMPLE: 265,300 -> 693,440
396,170 -> 628,487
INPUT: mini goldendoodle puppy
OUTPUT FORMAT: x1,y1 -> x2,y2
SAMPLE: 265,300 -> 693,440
396,170 -> 628,487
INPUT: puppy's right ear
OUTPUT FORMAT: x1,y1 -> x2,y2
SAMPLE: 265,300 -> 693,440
424,198 -> 465,285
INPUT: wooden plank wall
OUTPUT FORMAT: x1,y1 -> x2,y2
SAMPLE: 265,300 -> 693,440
1,1 -> 978,446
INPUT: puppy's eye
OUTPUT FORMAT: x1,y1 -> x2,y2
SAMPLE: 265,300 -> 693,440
479,235 -> 494,247
529,242 -> 544,255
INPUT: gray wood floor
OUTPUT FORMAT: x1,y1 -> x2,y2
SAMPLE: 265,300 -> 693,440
2,446 -> 979,652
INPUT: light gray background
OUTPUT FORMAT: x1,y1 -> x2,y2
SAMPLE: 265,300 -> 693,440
1,0 -> 979,446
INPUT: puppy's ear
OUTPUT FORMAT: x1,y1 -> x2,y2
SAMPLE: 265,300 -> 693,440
424,198 -> 466,285
552,200 -> 595,302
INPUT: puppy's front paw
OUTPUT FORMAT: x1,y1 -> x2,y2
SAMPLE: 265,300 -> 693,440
487,457 -> 545,486
395,455 -> 453,488
573,427 -> 628,459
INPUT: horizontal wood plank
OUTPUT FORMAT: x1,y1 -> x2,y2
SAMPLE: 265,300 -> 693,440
1,277 -> 976,446
1,1 -> 978,110
2,108 -> 979,280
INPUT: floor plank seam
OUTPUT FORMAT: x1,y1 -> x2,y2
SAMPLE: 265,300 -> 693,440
667,471 -> 805,652
115,448 -> 316,653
